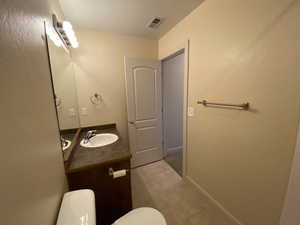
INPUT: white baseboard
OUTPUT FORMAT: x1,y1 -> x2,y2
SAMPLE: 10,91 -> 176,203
185,176 -> 243,225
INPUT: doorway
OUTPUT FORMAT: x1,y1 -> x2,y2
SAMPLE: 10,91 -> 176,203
162,50 -> 185,176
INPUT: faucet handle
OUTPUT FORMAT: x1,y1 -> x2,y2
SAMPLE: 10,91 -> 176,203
83,130 -> 97,144
87,130 -> 96,134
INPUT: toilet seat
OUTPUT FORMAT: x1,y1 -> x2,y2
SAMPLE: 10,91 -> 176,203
113,207 -> 167,225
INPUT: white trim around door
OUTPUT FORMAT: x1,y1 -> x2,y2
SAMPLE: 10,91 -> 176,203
279,121 -> 300,225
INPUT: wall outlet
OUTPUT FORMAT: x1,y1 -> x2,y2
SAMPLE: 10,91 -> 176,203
188,107 -> 194,117
80,107 -> 88,116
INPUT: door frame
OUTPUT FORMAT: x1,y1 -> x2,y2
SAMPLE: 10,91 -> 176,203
160,40 -> 189,177
279,120 -> 300,225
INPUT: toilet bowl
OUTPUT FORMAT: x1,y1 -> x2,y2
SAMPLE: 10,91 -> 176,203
56,189 -> 167,225
112,207 -> 166,225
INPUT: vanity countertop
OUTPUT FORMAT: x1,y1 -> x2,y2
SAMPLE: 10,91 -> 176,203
66,125 -> 131,174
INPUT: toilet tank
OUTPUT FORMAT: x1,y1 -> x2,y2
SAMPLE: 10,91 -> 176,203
56,189 -> 96,225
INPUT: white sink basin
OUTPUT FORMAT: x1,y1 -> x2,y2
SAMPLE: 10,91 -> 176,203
62,140 -> 71,152
80,133 -> 119,148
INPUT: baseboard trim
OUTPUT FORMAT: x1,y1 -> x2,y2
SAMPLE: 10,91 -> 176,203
185,176 -> 244,225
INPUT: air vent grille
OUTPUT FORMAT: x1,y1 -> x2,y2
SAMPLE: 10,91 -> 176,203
147,17 -> 163,29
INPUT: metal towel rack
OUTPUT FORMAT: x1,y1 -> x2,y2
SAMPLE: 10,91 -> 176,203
197,100 -> 250,110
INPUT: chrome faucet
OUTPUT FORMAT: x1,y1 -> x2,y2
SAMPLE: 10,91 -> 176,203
83,130 -> 97,144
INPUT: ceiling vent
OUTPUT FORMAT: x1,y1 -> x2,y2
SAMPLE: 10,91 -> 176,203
147,17 -> 163,29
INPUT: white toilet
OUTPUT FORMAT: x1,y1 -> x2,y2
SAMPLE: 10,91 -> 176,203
56,189 -> 167,225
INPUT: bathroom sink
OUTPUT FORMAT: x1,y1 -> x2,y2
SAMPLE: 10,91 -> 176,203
62,140 -> 71,152
80,133 -> 119,148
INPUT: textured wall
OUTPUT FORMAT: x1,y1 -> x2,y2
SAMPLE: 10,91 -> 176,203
72,28 -> 158,140
159,0 -> 300,225
0,1 -> 67,225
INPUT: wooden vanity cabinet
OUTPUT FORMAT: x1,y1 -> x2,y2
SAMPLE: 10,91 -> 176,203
67,159 -> 132,225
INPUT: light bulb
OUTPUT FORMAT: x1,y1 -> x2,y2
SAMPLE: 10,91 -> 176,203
46,25 -> 63,47
62,21 -> 79,48
62,21 -> 73,32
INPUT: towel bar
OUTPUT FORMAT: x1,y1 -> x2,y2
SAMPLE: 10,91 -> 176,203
197,100 -> 249,110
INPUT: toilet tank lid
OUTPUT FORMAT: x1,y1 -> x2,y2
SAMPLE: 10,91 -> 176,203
56,189 -> 96,225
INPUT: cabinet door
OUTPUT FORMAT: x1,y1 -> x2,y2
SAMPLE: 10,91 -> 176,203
67,160 -> 132,225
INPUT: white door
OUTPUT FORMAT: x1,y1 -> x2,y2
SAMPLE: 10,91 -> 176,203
125,58 -> 163,168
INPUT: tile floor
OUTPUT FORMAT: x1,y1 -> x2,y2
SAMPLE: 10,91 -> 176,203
131,160 -> 236,225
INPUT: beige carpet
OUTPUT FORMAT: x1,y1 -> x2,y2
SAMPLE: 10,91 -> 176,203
131,160 -> 236,225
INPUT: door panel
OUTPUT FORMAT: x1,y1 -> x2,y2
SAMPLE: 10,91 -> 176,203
134,68 -> 156,120
136,126 -> 157,151
125,58 -> 163,168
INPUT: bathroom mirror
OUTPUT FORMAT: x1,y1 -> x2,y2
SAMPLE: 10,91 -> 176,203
45,24 -> 80,149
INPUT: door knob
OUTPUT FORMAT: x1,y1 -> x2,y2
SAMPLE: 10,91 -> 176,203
128,121 -> 135,125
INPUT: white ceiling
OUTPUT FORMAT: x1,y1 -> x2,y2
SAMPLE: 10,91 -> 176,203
59,0 -> 203,39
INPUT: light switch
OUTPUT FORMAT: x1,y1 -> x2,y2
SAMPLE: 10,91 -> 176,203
81,107 -> 88,116
188,107 -> 194,117
68,108 -> 76,117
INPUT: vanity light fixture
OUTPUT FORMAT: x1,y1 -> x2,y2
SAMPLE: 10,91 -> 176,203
45,24 -> 63,47
52,14 -> 79,48
62,21 -> 79,48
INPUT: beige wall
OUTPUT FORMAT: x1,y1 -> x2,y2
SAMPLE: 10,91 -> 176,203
159,0 -> 300,225
0,1 -> 67,225
72,29 -> 157,140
